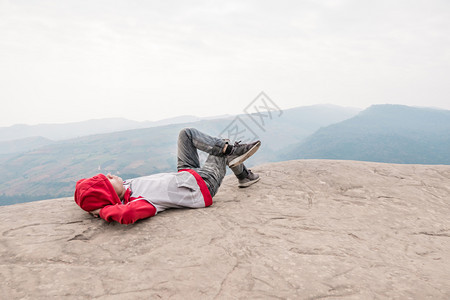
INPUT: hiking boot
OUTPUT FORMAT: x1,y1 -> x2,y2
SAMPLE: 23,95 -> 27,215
238,169 -> 260,188
226,140 -> 261,168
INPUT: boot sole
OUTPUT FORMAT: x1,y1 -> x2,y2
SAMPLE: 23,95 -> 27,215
238,176 -> 261,188
228,141 -> 261,168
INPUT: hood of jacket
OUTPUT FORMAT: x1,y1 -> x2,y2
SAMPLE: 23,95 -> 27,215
74,174 -> 121,211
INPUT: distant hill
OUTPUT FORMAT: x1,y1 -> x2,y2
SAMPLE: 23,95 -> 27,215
0,115 -> 226,142
0,104 -> 359,205
0,136 -> 54,155
283,105 -> 450,164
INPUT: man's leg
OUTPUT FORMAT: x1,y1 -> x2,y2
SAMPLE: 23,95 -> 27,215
230,164 -> 244,177
177,128 -> 260,193
177,128 -> 227,170
196,155 -> 227,197
231,164 -> 260,188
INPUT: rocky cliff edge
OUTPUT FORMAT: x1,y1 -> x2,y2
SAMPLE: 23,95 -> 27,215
1,160 -> 449,299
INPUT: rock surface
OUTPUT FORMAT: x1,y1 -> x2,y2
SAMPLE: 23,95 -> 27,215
1,160 -> 450,299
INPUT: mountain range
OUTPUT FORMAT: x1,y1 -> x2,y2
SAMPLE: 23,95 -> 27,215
283,104 -> 450,164
0,116 -> 219,155
1,103 -> 449,206
0,104 -> 358,205
0,114 -> 231,144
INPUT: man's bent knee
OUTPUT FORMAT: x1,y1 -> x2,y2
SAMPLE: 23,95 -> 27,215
179,128 -> 194,139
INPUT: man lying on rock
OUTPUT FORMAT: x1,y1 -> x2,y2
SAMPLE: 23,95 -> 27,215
74,128 -> 261,224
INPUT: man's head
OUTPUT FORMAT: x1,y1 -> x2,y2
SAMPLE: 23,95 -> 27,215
74,173 -> 125,212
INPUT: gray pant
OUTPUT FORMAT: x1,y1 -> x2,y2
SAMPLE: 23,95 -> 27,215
177,128 -> 248,197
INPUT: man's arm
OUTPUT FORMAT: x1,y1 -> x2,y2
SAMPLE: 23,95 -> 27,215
99,200 -> 157,224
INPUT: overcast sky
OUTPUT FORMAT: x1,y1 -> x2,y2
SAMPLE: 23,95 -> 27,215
1,0 -> 449,127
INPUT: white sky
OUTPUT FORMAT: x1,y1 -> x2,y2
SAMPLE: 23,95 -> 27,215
1,0 -> 449,127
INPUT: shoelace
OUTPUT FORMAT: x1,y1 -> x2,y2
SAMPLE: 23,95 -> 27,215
228,140 -> 242,155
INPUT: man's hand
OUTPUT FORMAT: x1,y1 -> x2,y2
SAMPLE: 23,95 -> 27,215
89,208 -> 101,218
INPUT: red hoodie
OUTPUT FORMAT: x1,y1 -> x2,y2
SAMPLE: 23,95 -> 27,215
74,170 -> 212,224
74,174 -> 156,224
